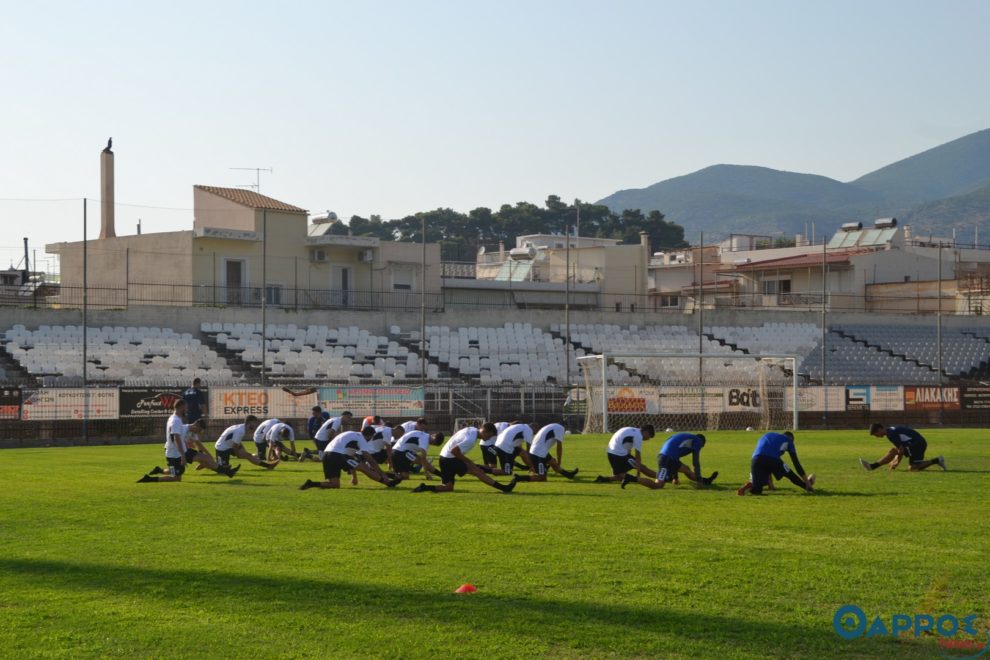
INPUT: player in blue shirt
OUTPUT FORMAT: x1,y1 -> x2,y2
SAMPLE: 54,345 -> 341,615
861,424 -> 945,471
737,431 -> 815,496
298,405 -> 332,462
621,432 -> 718,490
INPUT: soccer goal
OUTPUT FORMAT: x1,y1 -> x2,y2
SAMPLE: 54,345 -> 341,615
577,353 -> 799,433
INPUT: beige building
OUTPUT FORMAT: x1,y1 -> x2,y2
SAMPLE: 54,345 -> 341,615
47,186 -> 440,309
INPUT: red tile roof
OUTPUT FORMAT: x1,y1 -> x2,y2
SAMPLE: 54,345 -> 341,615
195,185 -> 307,213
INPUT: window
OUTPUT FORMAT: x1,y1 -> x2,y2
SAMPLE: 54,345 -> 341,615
659,295 -> 679,308
762,279 -> 791,295
265,284 -> 282,306
392,265 -> 415,291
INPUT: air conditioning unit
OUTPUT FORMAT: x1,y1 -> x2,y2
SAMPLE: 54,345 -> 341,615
358,249 -> 375,263
311,249 -> 327,262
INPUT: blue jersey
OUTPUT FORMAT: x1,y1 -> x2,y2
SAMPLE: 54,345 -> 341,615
885,426 -> 925,449
308,412 -> 330,438
753,432 -> 794,459
660,433 -> 704,459
182,387 -> 206,423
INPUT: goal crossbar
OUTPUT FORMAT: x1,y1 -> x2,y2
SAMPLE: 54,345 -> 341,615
577,352 -> 799,431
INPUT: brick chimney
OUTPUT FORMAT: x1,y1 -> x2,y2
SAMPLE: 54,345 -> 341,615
100,139 -> 116,239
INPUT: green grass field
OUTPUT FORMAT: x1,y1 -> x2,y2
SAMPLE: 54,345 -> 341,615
1,429 -> 988,659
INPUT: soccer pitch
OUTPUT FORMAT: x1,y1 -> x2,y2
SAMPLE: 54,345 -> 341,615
1,430 -> 987,658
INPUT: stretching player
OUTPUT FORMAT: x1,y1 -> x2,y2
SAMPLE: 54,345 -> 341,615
138,401 -> 229,482
493,422 -> 534,477
253,418 -> 280,459
301,406 -> 330,461
299,410 -> 353,461
215,416 -> 277,473
480,421 -> 510,470
145,419 -> 238,480
361,415 -> 383,430
594,425 -> 656,483
266,421 -> 299,461
392,430 -> 444,480
622,432 -> 717,489
299,427 -> 399,490
737,431 -> 815,495
411,424 -> 516,493
399,417 -> 428,435
518,422 -> 578,481
350,423 -> 395,486
861,424 -> 946,471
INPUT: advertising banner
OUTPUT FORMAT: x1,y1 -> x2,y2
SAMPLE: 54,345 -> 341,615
904,386 -> 960,411
21,388 -> 119,421
119,387 -> 186,418
961,386 -> 990,410
605,386 -> 659,414
318,386 -> 424,418
0,387 -> 21,420
210,387 -> 320,419
845,386 -> 871,411
723,387 -> 766,411
869,386 -> 904,411
658,387 -> 724,414
784,387 -> 845,412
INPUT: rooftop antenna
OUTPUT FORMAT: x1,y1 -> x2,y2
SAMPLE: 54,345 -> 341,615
229,167 -> 273,192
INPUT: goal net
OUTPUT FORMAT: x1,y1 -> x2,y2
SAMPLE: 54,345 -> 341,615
578,353 -> 798,434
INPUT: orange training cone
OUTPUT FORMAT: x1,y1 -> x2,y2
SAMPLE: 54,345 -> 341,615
454,583 -> 477,594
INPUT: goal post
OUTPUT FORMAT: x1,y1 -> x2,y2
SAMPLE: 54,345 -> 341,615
577,352 -> 799,434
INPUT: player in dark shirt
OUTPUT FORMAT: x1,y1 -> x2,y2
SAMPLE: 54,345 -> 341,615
737,432 -> 815,496
182,378 -> 207,424
861,424 -> 945,471
622,432 -> 718,490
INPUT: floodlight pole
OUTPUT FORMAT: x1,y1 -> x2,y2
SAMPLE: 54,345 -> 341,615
564,221 -> 571,392
261,209 -> 267,387
82,198 -> 89,443
698,231 -> 705,421
420,215 -> 427,398
937,242 -> 943,424
821,238 -> 828,424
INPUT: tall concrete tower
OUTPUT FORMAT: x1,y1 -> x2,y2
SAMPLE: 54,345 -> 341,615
100,138 -> 116,239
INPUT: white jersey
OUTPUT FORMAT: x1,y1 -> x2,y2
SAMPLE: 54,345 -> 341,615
607,427 -> 644,457
482,422 -> 509,447
529,423 -> 565,458
216,424 -> 249,451
400,420 -> 420,434
394,430 -> 430,454
266,422 -> 294,444
494,423 -> 533,453
164,413 -> 187,459
367,426 -> 393,453
327,431 -> 371,457
253,418 -> 280,443
315,416 -> 345,442
440,427 -> 479,458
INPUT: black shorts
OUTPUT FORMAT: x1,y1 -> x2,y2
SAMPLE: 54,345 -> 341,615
184,447 -> 200,462
480,444 -> 498,466
529,453 -> 549,476
657,454 -> 682,483
751,454 -> 789,490
392,449 -> 418,473
903,440 -> 928,463
439,456 -> 468,485
255,441 -> 268,457
370,449 -> 388,465
495,447 -> 518,475
322,452 -> 360,480
607,452 -> 637,475
167,456 -> 186,477
314,439 -> 330,453
216,448 -> 235,468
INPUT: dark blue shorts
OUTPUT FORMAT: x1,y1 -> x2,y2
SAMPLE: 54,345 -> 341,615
167,456 -> 185,477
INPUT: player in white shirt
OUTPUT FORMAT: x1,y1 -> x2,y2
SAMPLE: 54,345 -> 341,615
493,422 -> 535,476
298,411 -> 353,462
266,421 -> 299,462
141,416 -> 238,481
299,427 -> 399,490
253,418 -> 280,459
517,422 -> 578,482
480,420 -> 511,469
350,424 -> 396,487
391,430 -> 444,480
411,424 -> 516,493
594,425 -> 657,483
214,416 -> 277,472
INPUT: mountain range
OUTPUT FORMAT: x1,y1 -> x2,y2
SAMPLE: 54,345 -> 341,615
596,128 -> 990,243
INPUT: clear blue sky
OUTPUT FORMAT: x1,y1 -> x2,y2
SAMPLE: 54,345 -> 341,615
1,0 -> 989,268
